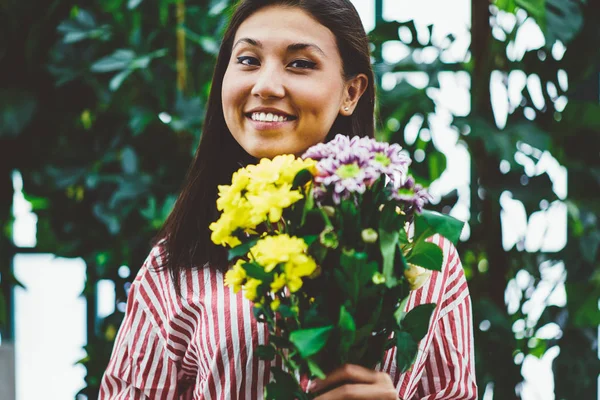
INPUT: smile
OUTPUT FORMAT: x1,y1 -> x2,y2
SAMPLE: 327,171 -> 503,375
248,112 -> 296,122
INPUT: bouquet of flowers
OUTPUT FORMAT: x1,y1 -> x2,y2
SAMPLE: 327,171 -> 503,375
210,134 -> 464,399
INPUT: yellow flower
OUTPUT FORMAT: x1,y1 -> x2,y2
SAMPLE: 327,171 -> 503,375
270,273 -> 287,292
243,278 -> 262,302
283,256 -> 317,293
251,234 -> 310,272
248,234 -> 317,294
271,298 -> 281,311
224,260 -> 247,293
286,274 -> 304,293
210,156 -> 316,247
209,212 -> 242,247
247,184 -> 303,223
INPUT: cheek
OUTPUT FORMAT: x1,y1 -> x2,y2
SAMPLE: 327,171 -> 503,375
222,71 -> 247,116
292,79 -> 343,119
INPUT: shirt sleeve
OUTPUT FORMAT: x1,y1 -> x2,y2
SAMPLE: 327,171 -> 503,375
380,236 -> 478,400
413,295 -> 477,399
99,250 -> 180,400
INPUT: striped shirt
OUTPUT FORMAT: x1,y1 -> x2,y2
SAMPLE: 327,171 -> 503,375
99,235 -> 477,399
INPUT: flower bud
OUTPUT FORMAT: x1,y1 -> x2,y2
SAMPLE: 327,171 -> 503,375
404,263 -> 433,290
322,206 -> 336,217
319,227 -> 339,249
372,272 -> 386,285
361,228 -> 378,243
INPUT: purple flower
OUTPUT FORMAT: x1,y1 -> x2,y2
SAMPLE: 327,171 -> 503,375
313,147 -> 379,204
364,141 -> 412,190
391,176 -> 431,215
302,134 -> 354,161
302,134 -> 417,205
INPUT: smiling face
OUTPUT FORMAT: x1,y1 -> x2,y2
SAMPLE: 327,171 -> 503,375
222,5 -> 357,159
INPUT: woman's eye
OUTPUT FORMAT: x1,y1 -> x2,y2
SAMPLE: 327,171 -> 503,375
236,56 -> 259,66
289,59 -> 317,69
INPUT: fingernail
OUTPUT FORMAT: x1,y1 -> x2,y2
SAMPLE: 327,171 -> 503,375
308,380 -> 321,392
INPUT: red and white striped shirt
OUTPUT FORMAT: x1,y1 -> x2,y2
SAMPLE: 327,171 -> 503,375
100,235 -> 477,399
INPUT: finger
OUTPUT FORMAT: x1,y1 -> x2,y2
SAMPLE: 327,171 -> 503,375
309,364 -> 380,393
313,383 -> 398,400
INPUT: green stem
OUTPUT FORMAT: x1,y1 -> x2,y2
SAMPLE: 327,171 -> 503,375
260,304 -> 305,392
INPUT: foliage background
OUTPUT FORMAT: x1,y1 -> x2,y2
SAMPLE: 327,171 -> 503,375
0,0 -> 598,398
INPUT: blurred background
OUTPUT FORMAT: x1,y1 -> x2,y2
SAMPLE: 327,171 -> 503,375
0,0 -> 598,398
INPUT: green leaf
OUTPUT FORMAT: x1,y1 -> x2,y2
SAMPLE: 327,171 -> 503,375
127,0 -> 143,9
121,146 -> 138,174
228,238 -> 259,261
495,0 -> 517,13
277,304 -> 297,319
516,0 -> 546,31
393,296 -> 411,326
289,325 -> 334,358
242,262 -> 271,282
265,368 -> 300,400
544,0 -> 584,45
379,229 -> 399,288
427,151 -> 447,182
379,205 -> 404,288
255,345 -> 276,361
301,186 -> 315,225
401,303 -> 436,341
109,69 -> 134,91
414,210 -> 464,245
292,168 -> 314,189
407,241 -> 444,272
395,331 -> 419,373
307,358 -> 326,379
91,49 -> 135,72
302,235 -> 318,247
338,306 -> 356,359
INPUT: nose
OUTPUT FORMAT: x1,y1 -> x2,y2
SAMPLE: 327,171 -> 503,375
250,63 -> 285,99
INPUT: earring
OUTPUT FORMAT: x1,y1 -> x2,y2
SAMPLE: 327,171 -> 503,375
344,107 -> 349,111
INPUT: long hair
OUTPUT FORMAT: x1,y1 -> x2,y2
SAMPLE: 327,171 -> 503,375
156,0 -> 376,289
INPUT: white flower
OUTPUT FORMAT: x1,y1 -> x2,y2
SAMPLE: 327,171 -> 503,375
404,263 -> 433,290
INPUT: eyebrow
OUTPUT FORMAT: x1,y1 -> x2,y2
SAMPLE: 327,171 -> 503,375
232,37 -> 327,57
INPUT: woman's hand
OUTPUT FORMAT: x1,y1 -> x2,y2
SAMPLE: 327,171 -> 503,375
308,364 -> 398,400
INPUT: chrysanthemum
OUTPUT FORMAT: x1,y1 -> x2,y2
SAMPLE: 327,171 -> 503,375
210,156 -> 316,247
304,134 -> 412,204
391,176 -> 431,215
363,140 -> 411,190
313,147 -> 379,204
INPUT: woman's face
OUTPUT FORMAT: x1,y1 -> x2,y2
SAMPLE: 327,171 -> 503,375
222,5 -> 359,159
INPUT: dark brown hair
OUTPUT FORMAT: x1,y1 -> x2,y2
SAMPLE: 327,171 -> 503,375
155,0 -> 376,289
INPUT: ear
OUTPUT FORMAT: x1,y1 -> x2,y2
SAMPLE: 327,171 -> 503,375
340,74 -> 369,115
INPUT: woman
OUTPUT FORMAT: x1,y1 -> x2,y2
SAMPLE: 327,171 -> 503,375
100,1 -> 477,399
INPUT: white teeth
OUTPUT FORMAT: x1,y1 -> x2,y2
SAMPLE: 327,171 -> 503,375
250,112 -> 291,122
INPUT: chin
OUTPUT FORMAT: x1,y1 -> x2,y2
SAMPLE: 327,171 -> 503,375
245,148 -> 290,160
242,140 -> 303,160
